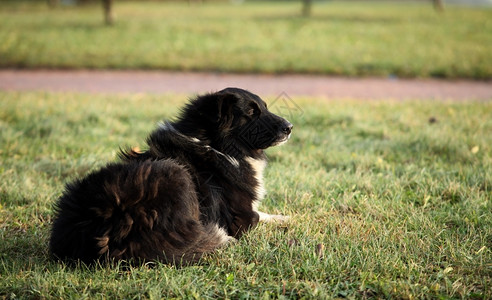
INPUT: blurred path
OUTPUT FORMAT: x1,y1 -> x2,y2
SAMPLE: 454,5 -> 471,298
1,70 -> 491,100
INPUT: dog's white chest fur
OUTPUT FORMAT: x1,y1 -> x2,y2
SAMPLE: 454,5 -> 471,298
245,156 -> 266,211
246,156 -> 289,223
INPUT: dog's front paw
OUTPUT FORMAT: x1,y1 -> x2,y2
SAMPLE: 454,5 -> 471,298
270,214 -> 290,223
258,211 -> 290,223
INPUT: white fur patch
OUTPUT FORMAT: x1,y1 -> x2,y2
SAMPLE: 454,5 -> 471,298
222,153 -> 240,168
246,157 -> 290,223
158,121 -> 172,131
205,146 -> 240,168
245,156 -> 267,204
210,224 -> 234,245
159,122 -> 240,168
272,133 -> 291,147
158,121 -> 200,143
257,211 -> 290,223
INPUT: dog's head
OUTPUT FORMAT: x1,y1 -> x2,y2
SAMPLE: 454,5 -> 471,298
220,88 -> 293,150
179,88 -> 293,153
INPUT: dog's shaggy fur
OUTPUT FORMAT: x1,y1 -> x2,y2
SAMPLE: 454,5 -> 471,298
49,88 -> 293,265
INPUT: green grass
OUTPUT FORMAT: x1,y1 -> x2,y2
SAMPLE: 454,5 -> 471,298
1,1 -> 491,79
0,91 -> 491,298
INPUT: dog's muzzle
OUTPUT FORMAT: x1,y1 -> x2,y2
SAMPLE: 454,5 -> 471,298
274,120 -> 293,146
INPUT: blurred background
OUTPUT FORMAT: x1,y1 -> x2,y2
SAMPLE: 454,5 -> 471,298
1,3 -> 491,298
1,0 -> 491,80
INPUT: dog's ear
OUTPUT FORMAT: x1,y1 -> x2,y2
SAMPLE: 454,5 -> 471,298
217,91 -> 240,122
219,87 -> 263,118
197,90 -> 239,124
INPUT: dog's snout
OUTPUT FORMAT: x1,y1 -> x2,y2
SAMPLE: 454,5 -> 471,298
282,122 -> 293,135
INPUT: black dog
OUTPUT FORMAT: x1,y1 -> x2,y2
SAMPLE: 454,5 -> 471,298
49,88 -> 293,265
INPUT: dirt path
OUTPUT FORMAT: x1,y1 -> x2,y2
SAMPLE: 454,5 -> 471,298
1,70 -> 491,100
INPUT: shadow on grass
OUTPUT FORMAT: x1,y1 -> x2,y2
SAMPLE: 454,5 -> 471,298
0,191 -> 52,273
0,225 -> 51,271
18,20 -> 111,32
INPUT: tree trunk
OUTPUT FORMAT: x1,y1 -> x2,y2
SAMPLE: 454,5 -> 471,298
103,0 -> 114,25
47,0 -> 59,8
432,0 -> 444,12
302,0 -> 312,17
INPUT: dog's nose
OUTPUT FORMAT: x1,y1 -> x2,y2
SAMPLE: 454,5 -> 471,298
282,122 -> 293,135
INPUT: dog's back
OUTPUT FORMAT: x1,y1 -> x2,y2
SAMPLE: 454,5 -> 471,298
50,159 -> 231,264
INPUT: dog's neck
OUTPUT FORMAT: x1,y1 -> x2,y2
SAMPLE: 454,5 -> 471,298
170,120 -> 264,160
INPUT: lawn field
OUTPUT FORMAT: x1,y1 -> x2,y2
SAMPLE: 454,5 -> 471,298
0,1 -> 491,79
0,91 -> 491,298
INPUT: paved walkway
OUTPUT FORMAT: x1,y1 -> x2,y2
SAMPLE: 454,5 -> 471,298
1,70 -> 491,100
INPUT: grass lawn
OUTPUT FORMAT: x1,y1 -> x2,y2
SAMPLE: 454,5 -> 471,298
0,91 -> 491,298
0,1 -> 491,79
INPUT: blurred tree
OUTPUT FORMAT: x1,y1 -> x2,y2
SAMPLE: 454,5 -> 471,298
102,0 -> 114,25
302,0 -> 312,16
47,0 -> 60,7
432,0 -> 444,11
47,0 -> 114,25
